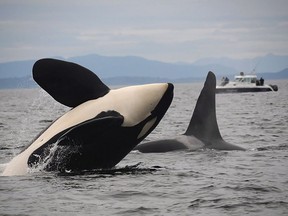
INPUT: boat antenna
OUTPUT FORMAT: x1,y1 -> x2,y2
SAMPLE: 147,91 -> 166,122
251,59 -> 261,75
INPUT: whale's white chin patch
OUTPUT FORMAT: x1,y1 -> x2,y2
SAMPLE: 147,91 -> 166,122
137,117 -> 157,139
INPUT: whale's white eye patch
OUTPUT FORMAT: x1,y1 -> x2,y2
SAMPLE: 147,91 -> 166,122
137,117 -> 157,139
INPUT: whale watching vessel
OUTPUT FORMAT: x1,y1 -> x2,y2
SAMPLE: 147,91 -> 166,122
216,72 -> 278,93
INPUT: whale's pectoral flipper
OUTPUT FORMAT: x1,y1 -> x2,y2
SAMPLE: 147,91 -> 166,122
28,111 -> 125,171
33,58 -> 110,107
184,71 -> 222,142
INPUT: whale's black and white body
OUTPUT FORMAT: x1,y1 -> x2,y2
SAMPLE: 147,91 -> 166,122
134,71 -> 244,153
2,59 -> 174,176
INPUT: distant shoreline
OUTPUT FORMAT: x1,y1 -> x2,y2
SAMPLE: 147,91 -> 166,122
0,75 -> 286,90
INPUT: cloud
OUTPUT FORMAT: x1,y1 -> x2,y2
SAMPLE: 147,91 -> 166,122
0,0 -> 288,63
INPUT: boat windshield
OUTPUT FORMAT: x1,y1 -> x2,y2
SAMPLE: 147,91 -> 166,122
235,76 -> 257,83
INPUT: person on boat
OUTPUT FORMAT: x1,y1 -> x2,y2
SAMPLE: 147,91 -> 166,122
220,77 -> 229,86
260,77 -> 264,86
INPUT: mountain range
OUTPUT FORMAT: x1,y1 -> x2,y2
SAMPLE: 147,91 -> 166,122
0,53 -> 287,89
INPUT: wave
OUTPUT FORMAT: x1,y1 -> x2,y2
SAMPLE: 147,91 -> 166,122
55,162 -> 161,177
256,143 -> 288,151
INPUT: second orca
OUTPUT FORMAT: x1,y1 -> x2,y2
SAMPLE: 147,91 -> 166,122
134,71 -> 245,153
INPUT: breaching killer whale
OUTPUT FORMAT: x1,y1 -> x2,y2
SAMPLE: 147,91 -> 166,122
134,71 -> 245,153
2,58 -> 174,176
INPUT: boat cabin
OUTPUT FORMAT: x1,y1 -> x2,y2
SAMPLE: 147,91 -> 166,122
235,75 -> 257,83
221,72 -> 264,86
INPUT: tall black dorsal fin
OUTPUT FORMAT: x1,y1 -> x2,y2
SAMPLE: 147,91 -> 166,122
33,58 -> 110,107
184,71 -> 223,141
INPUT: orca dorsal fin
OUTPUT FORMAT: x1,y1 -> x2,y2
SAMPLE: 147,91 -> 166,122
184,71 -> 223,141
33,58 -> 110,107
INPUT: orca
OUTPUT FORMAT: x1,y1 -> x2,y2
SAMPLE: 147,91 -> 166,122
134,71 -> 245,153
2,58 -> 174,176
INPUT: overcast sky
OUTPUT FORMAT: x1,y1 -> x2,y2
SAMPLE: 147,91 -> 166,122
1,0 -> 288,63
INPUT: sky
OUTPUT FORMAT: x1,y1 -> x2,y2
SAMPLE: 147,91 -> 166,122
0,0 -> 288,63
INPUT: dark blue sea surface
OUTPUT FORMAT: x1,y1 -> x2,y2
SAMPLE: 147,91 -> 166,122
0,80 -> 288,216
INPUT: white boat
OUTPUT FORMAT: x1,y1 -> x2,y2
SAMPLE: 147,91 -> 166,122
216,72 -> 278,93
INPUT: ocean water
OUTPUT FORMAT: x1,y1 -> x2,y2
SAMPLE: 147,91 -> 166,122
0,80 -> 287,216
